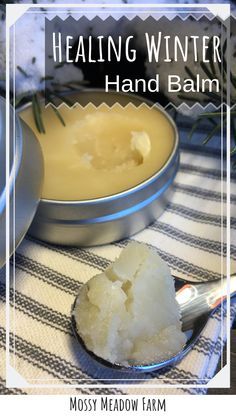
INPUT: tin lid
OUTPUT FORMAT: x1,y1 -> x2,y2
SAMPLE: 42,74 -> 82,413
0,96 -> 44,268
0,96 -> 8,268
0,97 -> 6,199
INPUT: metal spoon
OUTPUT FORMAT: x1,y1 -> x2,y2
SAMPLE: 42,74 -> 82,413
71,274 -> 236,373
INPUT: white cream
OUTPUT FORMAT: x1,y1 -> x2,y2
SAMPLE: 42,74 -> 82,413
74,242 -> 186,366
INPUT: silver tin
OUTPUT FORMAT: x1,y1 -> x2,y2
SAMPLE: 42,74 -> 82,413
0,96 -> 43,268
25,90 -> 179,246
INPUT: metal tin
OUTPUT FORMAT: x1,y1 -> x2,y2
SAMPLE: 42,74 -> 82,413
0,96 -> 43,268
25,90 -> 179,246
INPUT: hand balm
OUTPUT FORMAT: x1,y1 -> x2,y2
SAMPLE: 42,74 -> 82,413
20,103 -> 175,201
73,242 -> 186,366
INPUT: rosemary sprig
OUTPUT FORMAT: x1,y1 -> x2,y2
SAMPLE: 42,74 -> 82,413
200,61 -> 227,96
51,106 -> 66,126
54,62 -> 66,69
50,82 -> 75,91
32,94 -> 45,134
15,70 -> 86,133
40,76 -> 54,82
188,120 -> 200,140
45,89 -> 66,127
231,147 -> 236,157
231,73 -> 236,89
200,62 -> 214,80
15,91 -> 32,107
17,65 -> 29,78
202,122 -> 222,145
51,91 -> 74,107
66,80 -> 89,86
177,94 -> 209,103
207,117 -> 217,127
180,35 -> 236,166
184,65 -> 197,82
198,111 -> 236,118
50,80 -> 89,89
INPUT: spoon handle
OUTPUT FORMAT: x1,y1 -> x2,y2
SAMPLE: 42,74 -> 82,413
176,275 -> 236,331
203,274 -> 236,310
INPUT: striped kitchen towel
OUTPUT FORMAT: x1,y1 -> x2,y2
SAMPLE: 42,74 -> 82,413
0,143 -> 235,395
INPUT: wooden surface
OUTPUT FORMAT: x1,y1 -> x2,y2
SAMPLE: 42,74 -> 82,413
208,328 -> 236,395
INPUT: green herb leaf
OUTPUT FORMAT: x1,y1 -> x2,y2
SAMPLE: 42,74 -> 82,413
198,111 -> 236,118
17,65 -> 28,78
184,66 -> 197,82
200,61 -> 214,80
230,72 -> 236,89
202,123 -> 222,145
51,81 -> 75,91
231,146 -> 236,156
15,91 -> 32,107
207,117 -> 217,127
51,106 -> 66,126
40,76 -> 54,82
52,92 -> 74,107
177,94 -> 208,103
54,62 -> 65,69
188,120 -> 200,140
32,94 -> 45,134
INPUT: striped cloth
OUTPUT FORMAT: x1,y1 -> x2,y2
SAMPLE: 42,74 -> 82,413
0,140 -> 235,395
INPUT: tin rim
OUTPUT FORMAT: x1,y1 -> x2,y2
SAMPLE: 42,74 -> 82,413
18,89 -> 179,205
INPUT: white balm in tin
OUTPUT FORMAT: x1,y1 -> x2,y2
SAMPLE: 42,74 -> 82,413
20,102 -> 175,201
15,90 -> 179,247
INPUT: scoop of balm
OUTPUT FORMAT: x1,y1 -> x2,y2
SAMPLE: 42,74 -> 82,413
74,242 -> 186,366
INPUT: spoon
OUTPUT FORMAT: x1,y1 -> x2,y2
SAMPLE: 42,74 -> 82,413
71,274 -> 236,373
